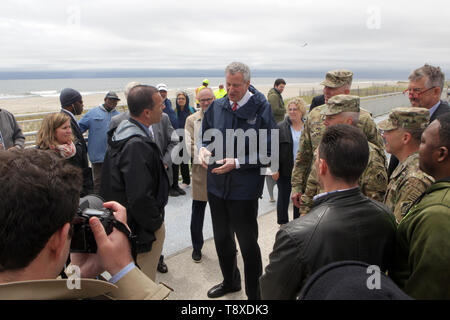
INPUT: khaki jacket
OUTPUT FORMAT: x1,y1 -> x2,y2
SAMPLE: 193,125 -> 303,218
185,110 -> 207,201
0,267 -> 171,300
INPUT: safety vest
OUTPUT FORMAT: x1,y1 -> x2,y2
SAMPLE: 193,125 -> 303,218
214,88 -> 227,99
195,85 -> 206,105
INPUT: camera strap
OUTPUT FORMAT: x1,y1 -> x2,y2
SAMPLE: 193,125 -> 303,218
112,219 -> 140,269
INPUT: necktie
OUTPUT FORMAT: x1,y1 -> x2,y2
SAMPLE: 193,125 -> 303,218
232,102 -> 238,112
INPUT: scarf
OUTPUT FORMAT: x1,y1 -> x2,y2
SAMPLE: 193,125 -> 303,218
50,141 -> 76,159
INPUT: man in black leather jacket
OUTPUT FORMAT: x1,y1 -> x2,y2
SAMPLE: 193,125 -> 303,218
260,124 -> 396,300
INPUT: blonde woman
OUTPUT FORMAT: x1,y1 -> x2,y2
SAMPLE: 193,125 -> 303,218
272,98 -> 307,225
36,113 -> 76,159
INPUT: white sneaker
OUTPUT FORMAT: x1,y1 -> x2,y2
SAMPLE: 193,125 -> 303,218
180,183 -> 190,189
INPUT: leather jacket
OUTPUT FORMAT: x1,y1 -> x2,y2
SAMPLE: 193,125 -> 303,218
260,187 -> 396,300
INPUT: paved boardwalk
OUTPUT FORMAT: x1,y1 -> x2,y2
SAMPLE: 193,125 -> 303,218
156,112 -> 392,300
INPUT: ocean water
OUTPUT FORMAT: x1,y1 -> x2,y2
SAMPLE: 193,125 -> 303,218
0,76 -> 390,100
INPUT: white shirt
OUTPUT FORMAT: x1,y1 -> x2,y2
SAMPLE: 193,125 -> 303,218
229,90 -> 253,110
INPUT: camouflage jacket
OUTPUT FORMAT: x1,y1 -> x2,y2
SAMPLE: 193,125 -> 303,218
300,141 -> 388,215
384,152 -> 434,223
291,104 -> 385,194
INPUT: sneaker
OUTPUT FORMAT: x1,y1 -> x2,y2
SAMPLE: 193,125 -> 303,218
192,250 -> 202,263
169,188 -> 180,197
174,186 -> 186,195
180,183 -> 190,189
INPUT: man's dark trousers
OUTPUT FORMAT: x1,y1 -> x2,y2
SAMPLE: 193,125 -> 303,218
191,200 -> 207,252
276,175 -> 300,224
208,192 -> 262,300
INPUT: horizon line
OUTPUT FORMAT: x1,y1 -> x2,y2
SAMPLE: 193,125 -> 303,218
0,68 -> 409,81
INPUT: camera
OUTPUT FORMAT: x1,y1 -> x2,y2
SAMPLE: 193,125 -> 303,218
70,195 -> 116,253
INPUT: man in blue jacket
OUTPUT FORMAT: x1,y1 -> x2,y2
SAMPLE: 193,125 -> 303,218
199,62 -> 277,300
79,91 -> 121,194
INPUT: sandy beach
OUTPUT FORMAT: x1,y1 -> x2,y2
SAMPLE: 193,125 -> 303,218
1,81 -> 400,115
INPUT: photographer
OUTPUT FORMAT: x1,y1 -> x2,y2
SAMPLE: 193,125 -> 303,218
0,148 -> 171,300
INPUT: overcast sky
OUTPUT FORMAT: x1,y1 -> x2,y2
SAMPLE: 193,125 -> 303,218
0,0 -> 449,75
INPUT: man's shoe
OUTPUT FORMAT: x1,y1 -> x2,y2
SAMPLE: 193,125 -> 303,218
180,183 -> 190,189
169,188 -> 180,197
207,282 -> 241,298
174,186 -> 186,195
157,259 -> 168,273
192,250 -> 202,263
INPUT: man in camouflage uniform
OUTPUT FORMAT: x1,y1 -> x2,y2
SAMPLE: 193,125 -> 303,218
380,107 -> 434,223
299,95 -> 388,214
291,70 -> 385,210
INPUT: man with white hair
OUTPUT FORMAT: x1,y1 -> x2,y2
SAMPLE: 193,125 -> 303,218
199,62 -> 277,299
388,64 -> 450,176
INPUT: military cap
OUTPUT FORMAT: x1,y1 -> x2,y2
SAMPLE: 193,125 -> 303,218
320,69 -> 353,88
378,107 -> 430,131
321,94 -> 360,116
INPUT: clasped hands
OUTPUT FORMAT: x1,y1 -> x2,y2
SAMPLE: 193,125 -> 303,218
199,147 -> 236,174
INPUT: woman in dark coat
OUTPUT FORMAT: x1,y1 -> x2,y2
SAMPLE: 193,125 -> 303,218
175,91 -> 195,187
272,98 -> 307,225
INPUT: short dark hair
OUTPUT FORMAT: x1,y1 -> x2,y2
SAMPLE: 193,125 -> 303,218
127,85 -> 158,117
404,128 -> 425,144
0,149 -> 82,271
274,78 -> 286,87
437,112 -> 450,150
319,124 -> 369,184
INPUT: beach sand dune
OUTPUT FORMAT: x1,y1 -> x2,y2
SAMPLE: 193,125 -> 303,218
1,81 -> 399,115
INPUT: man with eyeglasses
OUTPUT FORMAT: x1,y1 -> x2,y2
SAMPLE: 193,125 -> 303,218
388,64 -> 450,176
184,88 -> 215,263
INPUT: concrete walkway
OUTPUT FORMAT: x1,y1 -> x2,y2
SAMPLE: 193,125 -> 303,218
155,110 -> 394,300
156,206 -> 281,300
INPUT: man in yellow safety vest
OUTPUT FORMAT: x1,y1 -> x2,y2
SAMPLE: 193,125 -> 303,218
195,79 -> 209,107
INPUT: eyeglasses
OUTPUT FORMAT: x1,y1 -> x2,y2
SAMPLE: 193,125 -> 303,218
199,98 -> 214,103
403,86 -> 436,97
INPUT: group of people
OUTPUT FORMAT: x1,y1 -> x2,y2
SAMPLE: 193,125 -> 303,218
0,61 -> 449,300
261,64 -> 450,300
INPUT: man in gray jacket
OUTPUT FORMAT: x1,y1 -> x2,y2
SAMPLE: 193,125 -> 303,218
0,108 -> 25,150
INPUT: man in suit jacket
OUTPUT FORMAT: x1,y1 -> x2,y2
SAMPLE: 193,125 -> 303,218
60,88 -> 93,197
0,148 -> 171,300
388,64 -> 450,176
309,94 -> 325,112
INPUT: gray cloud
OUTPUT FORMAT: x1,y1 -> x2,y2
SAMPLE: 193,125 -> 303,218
0,0 -> 449,74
